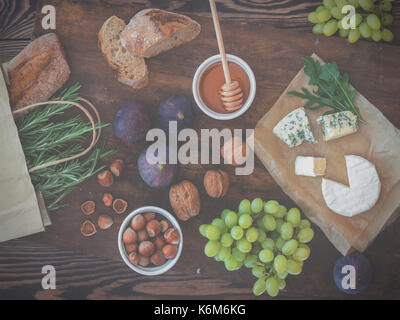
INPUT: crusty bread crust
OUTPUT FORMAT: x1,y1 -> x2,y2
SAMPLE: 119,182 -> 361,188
121,9 -> 201,58
7,33 -> 70,113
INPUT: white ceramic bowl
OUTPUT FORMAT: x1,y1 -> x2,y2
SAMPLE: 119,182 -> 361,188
118,206 -> 183,276
192,54 -> 256,120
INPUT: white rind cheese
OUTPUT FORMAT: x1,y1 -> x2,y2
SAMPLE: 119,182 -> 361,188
273,107 -> 317,148
317,111 -> 358,141
295,156 -> 326,177
322,155 -> 381,217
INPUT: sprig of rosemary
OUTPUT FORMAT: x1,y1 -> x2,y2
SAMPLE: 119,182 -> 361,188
16,83 -> 117,211
288,56 -> 366,124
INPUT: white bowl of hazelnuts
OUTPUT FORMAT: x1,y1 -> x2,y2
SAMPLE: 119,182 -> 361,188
118,206 -> 183,275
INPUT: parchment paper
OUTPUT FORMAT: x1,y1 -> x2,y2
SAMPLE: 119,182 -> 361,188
253,54 -> 400,255
0,67 -> 45,243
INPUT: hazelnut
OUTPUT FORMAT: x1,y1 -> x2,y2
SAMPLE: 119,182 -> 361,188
81,220 -> 97,237
204,170 -> 229,198
169,180 -> 201,221
144,212 -> 156,221
128,251 -> 139,265
155,235 -> 166,250
113,198 -> 128,214
221,137 -> 247,166
102,193 -> 113,207
98,214 -> 113,230
139,241 -> 155,257
125,243 -> 138,254
138,229 -> 149,242
122,227 -> 137,244
131,214 -> 146,230
146,220 -> 161,238
151,251 -> 166,266
81,201 -> 95,215
162,244 -> 178,260
138,255 -> 150,267
110,159 -> 124,177
164,228 -> 180,244
97,170 -> 114,187
160,219 -> 172,232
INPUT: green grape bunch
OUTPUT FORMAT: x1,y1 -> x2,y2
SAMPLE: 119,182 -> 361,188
199,198 -> 315,297
308,0 -> 395,43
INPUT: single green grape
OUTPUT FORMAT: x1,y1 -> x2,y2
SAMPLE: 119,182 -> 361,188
263,214 -> 277,231
232,247 -> 246,262
286,259 -> 303,275
275,219 -> 285,233
257,229 -> 267,242
221,233 -> 234,247
339,26 -> 350,38
204,240 -> 220,257
297,228 -> 314,243
348,28 -> 361,43
274,255 -> 287,274
382,14 -> 394,26
244,255 -> 258,268
366,14 -> 381,31
359,22 -> 372,38
259,249 -> 274,263
246,227 -> 259,243
251,198 -> 264,214
316,5 -> 326,12
280,222 -> 294,240
277,278 -> 286,290
312,23 -> 325,34
323,0 -> 336,9
359,0 -> 372,11
238,199 -> 251,215
282,239 -> 299,256
382,28 -> 394,42
382,0 -> 392,11
237,238 -> 252,253
221,209 -> 230,220
265,277 -> 279,297
264,200 -> 280,215
274,205 -> 287,218
199,224 -> 209,237
371,29 -> 382,42
292,244 -> 311,262
317,9 -> 332,23
299,219 -> 311,229
355,13 -> 362,26
308,11 -> 319,24
224,256 -> 239,271
323,19 -> 339,36
330,7 -> 343,20
252,266 -> 266,278
231,226 -> 244,240
276,270 -> 288,279
335,0 -> 348,9
212,218 -> 227,233
275,237 -> 286,251
239,214 -> 253,229
348,0 -> 360,8
216,246 -> 231,262
261,238 -> 275,251
286,208 -> 301,227
205,225 -> 221,241
224,210 -> 238,228
253,278 -> 267,296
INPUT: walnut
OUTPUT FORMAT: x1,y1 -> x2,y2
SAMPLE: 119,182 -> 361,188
169,180 -> 201,221
203,170 -> 229,198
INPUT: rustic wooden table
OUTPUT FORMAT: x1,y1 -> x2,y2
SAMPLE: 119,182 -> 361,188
0,0 -> 399,300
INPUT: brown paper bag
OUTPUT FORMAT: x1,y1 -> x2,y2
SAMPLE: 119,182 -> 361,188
253,54 -> 400,255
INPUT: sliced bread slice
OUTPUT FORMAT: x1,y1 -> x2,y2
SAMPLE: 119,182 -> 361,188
98,16 -> 148,89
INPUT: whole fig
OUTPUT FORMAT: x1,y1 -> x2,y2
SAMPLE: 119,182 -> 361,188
158,94 -> 194,133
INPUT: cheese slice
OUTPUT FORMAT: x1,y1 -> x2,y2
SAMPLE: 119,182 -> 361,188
317,111 -> 358,141
322,155 -> 381,217
273,107 -> 317,148
295,156 -> 326,177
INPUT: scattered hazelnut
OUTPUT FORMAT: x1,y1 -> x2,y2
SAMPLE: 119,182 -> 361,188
139,255 -> 150,267
144,212 -> 156,221
98,214 -> 113,230
113,198 -> 128,214
81,220 -> 97,237
81,201 -> 95,215
169,180 -> 201,221
146,219 -> 161,238
139,241 -> 155,257
162,244 -> 178,260
160,219 -> 172,233
110,159 -> 124,177
203,170 -> 229,198
164,228 -> 180,244
221,137 -> 247,166
125,243 -> 138,254
102,193 -> 113,207
128,251 -> 139,265
131,214 -> 146,231
138,229 -> 149,242
97,170 -> 114,187
155,235 -> 166,250
151,251 -> 166,266
122,227 -> 137,244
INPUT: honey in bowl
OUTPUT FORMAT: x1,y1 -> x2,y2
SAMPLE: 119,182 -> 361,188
199,62 -> 250,114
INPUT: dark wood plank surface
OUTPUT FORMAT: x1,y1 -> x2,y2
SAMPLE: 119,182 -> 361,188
1,0 -> 400,300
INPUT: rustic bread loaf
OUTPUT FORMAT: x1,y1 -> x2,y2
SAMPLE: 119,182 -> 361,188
98,16 -> 149,89
121,9 -> 201,58
7,33 -> 70,112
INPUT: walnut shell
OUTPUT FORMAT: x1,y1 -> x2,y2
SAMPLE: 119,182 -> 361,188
203,170 -> 229,198
169,180 -> 201,221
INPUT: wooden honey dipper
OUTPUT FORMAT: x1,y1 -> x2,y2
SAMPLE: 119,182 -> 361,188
209,0 -> 244,112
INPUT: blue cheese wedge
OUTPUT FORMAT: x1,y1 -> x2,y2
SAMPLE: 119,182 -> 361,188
317,111 -> 358,142
273,107 -> 317,148
295,156 -> 326,177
